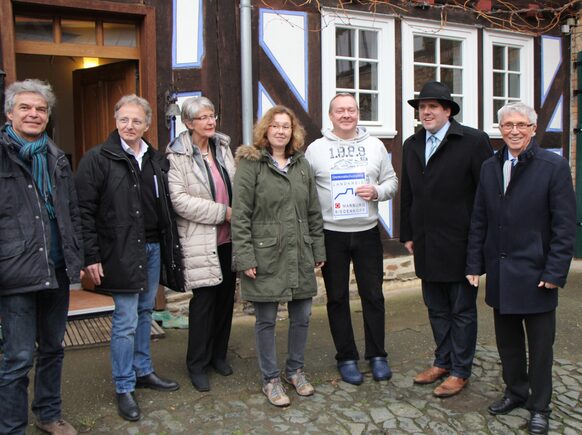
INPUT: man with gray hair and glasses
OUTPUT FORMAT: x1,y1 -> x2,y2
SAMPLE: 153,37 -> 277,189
0,79 -> 82,435
466,102 -> 575,435
76,94 -> 181,422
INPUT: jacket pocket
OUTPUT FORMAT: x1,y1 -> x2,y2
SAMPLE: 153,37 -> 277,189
0,240 -> 26,260
302,235 -> 315,269
254,237 -> 278,275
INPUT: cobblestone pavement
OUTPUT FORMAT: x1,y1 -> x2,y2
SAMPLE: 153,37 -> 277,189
29,263 -> 582,434
74,344 -> 582,434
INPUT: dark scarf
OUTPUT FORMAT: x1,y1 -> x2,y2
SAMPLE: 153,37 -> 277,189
6,124 -> 56,219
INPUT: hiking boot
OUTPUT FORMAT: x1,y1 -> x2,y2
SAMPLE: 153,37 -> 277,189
262,377 -> 290,407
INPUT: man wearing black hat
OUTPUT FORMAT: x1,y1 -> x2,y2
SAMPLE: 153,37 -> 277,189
400,81 -> 492,397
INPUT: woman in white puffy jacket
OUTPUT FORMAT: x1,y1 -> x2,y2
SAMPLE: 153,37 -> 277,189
166,96 -> 236,393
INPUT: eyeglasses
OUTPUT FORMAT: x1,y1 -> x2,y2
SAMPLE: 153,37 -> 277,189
117,118 -> 145,127
499,122 -> 534,132
192,114 -> 218,122
269,124 -> 292,131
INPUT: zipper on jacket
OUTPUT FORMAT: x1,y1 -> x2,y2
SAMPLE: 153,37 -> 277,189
32,176 -> 53,279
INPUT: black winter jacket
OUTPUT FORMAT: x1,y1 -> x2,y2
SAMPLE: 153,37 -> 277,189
0,127 -> 83,295
75,131 -> 184,293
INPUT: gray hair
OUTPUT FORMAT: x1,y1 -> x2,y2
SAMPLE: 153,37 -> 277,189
181,96 -> 215,121
328,93 -> 358,114
114,94 -> 152,125
4,79 -> 56,116
497,102 -> 537,125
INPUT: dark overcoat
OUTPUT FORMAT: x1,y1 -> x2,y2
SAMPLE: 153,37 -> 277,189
466,141 -> 576,315
76,130 -> 184,293
400,119 -> 492,282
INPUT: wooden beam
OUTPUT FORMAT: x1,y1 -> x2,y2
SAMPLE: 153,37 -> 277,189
258,46 -> 321,146
139,6 -> 158,147
15,40 -> 139,59
0,0 -> 17,84
13,0 -> 148,16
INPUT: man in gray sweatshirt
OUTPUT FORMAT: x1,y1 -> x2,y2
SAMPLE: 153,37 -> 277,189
306,93 -> 398,385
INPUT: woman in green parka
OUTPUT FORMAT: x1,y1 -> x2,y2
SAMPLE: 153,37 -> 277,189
232,105 -> 326,407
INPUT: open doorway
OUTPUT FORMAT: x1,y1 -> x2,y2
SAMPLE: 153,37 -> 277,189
16,54 -> 139,316
16,54 -> 138,169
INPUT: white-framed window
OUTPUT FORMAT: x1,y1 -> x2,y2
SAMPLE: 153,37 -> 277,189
401,20 -> 478,140
483,30 -> 534,138
321,9 -> 396,138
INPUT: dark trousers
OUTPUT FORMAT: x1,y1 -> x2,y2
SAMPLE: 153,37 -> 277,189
422,280 -> 477,378
322,226 -> 386,362
494,309 -> 555,412
0,268 -> 70,435
186,243 -> 236,375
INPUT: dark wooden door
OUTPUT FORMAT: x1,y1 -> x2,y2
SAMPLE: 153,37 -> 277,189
73,60 -> 138,168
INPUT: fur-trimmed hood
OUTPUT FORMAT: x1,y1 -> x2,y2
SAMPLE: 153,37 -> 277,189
235,144 -> 305,166
234,144 -> 262,163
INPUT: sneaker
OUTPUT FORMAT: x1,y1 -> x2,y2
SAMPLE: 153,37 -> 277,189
283,369 -> 315,396
35,419 -> 77,435
262,377 -> 291,407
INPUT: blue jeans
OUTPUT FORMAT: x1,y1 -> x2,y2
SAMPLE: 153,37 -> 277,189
253,298 -> 312,383
0,268 -> 70,435
111,243 -> 160,393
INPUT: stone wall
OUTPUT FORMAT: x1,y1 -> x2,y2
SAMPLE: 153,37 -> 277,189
164,255 -> 420,317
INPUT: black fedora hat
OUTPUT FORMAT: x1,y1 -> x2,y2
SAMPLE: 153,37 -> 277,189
407,81 -> 460,116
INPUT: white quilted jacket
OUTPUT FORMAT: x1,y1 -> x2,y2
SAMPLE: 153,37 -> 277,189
166,131 -> 236,290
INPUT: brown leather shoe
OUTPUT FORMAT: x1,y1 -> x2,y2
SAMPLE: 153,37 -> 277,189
433,376 -> 468,398
36,419 -> 77,435
413,366 -> 449,385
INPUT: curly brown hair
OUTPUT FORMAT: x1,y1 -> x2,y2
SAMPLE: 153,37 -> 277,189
253,105 -> 305,158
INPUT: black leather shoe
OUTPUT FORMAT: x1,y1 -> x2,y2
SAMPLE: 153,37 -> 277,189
136,372 -> 179,391
211,359 -> 233,376
528,411 -> 549,434
487,396 -> 525,415
116,392 -> 140,422
190,372 -> 210,392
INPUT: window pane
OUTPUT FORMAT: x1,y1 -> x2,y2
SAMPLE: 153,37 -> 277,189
336,60 -> 355,89
441,68 -> 462,94
493,99 -> 505,124
414,66 -> 437,91
414,36 -> 436,64
336,28 -> 354,57
359,30 -> 378,59
508,47 -> 520,71
440,39 -> 462,66
508,73 -> 520,98
453,96 -> 463,122
493,45 -> 505,70
359,61 -> 378,90
493,72 -> 505,97
359,93 -> 378,121
15,16 -> 53,42
104,22 -> 137,47
61,20 -> 95,44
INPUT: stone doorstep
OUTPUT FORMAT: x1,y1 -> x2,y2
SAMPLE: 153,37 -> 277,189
164,255 -> 419,318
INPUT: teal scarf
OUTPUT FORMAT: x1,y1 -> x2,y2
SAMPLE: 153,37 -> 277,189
6,124 -> 56,219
